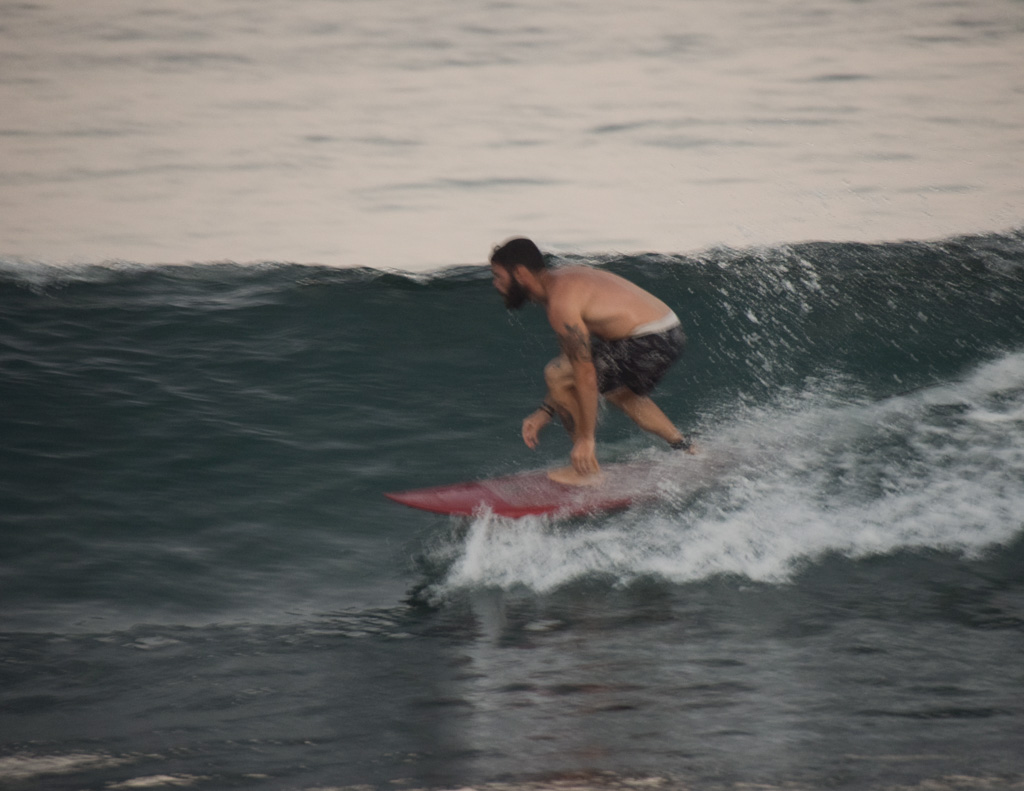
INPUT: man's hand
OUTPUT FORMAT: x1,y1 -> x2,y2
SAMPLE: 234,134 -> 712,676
522,408 -> 551,449
570,436 -> 599,476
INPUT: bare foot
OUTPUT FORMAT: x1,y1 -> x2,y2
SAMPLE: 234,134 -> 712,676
547,465 -> 606,487
671,437 -> 700,455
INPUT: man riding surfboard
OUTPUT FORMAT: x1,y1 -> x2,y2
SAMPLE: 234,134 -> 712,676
490,237 -> 696,485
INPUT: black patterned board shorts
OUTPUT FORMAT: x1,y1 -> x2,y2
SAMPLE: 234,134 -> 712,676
591,324 -> 686,396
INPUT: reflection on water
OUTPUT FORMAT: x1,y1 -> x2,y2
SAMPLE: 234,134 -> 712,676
1,0 -> 1022,268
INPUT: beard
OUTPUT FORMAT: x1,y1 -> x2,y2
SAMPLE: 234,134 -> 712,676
502,278 -> 530,310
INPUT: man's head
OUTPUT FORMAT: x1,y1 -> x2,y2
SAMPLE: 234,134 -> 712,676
489,237 -> 545,310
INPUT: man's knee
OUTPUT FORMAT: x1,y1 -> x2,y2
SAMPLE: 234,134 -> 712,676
544,356 -> 573,390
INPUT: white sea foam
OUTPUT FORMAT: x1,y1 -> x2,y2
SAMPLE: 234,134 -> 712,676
438,351 -> 1024,594
108,775 -> 204,789
0,752 -> 131,781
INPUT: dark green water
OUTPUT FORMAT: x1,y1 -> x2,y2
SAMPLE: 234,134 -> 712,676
1,232 -> 1023,790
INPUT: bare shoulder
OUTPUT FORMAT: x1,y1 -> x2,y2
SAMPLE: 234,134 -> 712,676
544,270 -> 587,324
538,270 -> 588,362
549,264 -> 671,339
553,265 -> 618,283
551,265 -> 647,300
545,268 -> 607,321
548,266 -> 624,296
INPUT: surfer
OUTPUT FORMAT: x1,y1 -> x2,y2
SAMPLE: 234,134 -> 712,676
490,237 -> 695,485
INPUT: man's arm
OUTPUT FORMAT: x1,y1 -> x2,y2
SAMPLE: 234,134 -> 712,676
551,309 -> 601,476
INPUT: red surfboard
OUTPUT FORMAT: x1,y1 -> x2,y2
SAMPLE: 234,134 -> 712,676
385,460 -> 670,518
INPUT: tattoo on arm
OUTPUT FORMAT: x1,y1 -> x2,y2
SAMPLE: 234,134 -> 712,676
559,322 -> 592,363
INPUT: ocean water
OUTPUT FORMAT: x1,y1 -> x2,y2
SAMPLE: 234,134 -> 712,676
2,1 -> 1024,790
3,234 -> 1024,790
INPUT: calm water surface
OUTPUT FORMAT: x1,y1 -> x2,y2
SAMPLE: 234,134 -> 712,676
0,0 -> 1022,268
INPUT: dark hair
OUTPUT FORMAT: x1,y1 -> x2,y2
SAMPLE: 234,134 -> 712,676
490,237 -> 545,273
